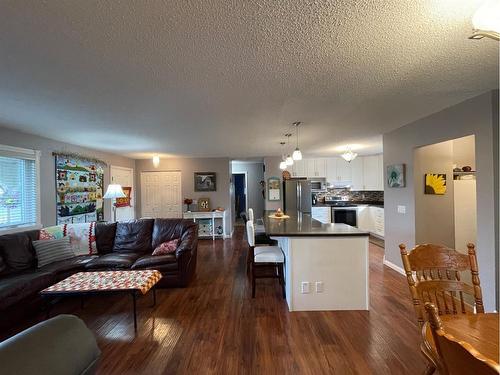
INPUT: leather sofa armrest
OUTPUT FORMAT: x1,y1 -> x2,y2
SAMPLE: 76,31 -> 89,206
175,224 -> 198,260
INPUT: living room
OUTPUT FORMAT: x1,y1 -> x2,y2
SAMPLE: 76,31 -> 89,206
0,1 -> 499,374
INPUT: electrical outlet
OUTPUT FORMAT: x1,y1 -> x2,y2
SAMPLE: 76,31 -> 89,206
315,281 -> 324,293
301,282 -> 310,294
397,205 -> 406,214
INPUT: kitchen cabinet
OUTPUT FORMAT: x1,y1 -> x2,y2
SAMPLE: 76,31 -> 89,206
362,155 -> 383,191
291,158 -> 327,178
350,157 -> 364,190
326,157 -> 352,186
312,206 -> 331,224
357,205 -> 384,238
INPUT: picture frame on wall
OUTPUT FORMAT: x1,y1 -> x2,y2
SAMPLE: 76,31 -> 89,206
198,197 -> 210,211
387,164 -> 405,188
194,172 -> 216,192
267,177 -> 281,201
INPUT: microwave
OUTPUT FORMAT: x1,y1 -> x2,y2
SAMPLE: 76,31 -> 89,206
310,179 -> 326,191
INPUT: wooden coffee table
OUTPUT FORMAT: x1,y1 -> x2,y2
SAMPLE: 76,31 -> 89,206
40,270 -> 162,331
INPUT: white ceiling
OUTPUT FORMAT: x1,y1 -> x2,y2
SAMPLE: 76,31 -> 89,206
0,0 -> 498,159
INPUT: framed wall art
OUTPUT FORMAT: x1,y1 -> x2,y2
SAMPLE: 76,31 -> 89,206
387,164 -> 405,188
194,172 -> 216,192
424,173 -> 447,195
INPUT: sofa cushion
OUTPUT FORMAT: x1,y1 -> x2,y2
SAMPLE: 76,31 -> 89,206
151,219 -> 189,249
38,255 -> 97,275
113,219 -> 154,254
66,223 -> 97,255
132,254 -> 178,272
95,222 -> 117,254
32,237 -> 75,268
152,239 -> 179,256
0,255 -> 7,275
39,225 -> 66,240
0,271 -> 54,311
85,253 -> 142,270
0,231 -> 38,271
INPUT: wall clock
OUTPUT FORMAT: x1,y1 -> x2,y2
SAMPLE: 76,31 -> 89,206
198,198 -> 210,212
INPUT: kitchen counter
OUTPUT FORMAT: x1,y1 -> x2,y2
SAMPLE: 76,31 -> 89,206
260,210 -> 369,312
312,201 -> 384,207
263,211 -> 368,237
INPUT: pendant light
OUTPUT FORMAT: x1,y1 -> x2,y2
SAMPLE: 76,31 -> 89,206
279,142 -> 287,170
341,145 -> 358,163
292,121 -> 303,161
285,133 -> 294,166
470,0 -> 500,40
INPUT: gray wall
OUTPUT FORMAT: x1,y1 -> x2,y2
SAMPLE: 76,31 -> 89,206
263,156 -> 283,211
231,162 -> 265,219
414,140 -> 455,247
135,157 -> 232,235
383,90 -> 499,311
0,125 -> 136,225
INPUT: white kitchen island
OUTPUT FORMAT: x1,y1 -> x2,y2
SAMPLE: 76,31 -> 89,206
263,211 -> 369,311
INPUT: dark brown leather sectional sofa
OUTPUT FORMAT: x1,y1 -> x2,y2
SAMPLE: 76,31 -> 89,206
0,218 -> 198,328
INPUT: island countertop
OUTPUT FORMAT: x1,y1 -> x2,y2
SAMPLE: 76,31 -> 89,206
262,211 -> 369,237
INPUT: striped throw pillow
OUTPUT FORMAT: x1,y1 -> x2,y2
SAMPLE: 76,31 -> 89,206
32,236 -> 75,268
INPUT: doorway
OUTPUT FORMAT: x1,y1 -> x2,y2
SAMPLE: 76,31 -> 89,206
110,166 -> 135,221
232,172 -> 247,222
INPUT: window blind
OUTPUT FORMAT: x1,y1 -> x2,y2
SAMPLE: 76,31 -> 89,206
0,147 -> 39,230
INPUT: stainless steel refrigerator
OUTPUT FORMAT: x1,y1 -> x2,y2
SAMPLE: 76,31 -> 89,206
283,179 -> 312,213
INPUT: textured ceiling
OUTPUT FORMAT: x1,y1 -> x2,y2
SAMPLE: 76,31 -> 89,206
0,0 -> 498,159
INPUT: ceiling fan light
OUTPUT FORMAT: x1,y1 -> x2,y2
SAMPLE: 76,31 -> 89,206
292,148 -> 302,161
286,155 -> 294,166
279,161 -> 287,170
471,0 -> 500,40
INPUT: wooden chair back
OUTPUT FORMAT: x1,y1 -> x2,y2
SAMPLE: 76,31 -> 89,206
417,279 -> 477,316
424,303 -> 500,375
399,243 -> 484,326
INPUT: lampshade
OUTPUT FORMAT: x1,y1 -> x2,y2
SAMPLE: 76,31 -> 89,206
279,161 -> 287,170
292,148 -> 302,161
103,184 -> 126,199
471,0 -> 500,40
285,155 -> 294,166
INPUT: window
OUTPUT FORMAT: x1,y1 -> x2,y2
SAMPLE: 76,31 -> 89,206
0,145 -> 40,232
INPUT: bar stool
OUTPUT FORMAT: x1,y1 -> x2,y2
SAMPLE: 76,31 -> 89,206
246,220 -> 285,299
246,208 -> 277,246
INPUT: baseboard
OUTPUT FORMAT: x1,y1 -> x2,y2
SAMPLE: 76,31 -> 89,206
383,256 -> 406,276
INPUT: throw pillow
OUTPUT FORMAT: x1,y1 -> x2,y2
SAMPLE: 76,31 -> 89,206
152,239 -> 179,256
32,237 -> 75,268
66,222 -> 97,255
39,225 -> 66,240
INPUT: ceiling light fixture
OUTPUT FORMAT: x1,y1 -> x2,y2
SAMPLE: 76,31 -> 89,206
279,142 -> 287,170
285,134 -> 294,166
341,146 -> 358,163
292,122 -> 303,161
470,0 -> 500,40
152,154 -> 160,168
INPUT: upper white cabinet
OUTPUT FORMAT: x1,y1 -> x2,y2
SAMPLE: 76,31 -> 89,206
362,155 -> 384,191
291,154 -> 384,190
291,158 -> 327,178
326,158 -> 352,185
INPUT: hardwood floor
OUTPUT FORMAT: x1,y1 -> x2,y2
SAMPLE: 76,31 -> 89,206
4,228 -> 426,374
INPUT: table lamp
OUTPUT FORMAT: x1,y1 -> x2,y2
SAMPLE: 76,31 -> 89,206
103,184 -> 126,222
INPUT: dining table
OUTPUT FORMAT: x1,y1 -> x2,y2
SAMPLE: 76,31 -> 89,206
425,312 -> 499,364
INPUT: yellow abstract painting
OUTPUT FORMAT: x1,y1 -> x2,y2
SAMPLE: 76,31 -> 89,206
425,173 -> 446,195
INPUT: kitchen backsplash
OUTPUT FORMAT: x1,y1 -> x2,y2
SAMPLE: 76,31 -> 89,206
316,189 -> 384,203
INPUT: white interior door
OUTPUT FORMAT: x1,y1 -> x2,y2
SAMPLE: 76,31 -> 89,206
110,166 -> 135,221
141,171 -> 182,218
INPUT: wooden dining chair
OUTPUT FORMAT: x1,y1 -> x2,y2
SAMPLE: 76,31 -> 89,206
246,220 -> 285,299
399,243 -> 484,374
424,303 -> 500,375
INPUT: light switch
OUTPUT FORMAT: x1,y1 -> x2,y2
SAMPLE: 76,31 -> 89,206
397,205 -> 406,214
315,281 -> 324,293
301,282 -> 310,294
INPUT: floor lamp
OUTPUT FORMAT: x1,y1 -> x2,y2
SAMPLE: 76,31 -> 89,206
103,184 -> 126,222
